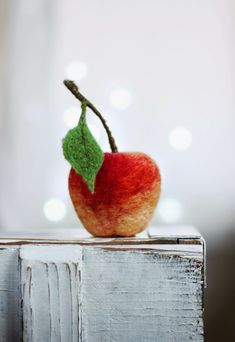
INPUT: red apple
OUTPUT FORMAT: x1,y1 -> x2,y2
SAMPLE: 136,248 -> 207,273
69,152 -> 161,237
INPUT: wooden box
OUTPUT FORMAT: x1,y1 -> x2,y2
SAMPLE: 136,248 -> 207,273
0,226 -> 205,342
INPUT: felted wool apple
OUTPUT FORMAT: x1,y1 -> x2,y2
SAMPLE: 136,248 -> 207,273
62,80 -> 161,237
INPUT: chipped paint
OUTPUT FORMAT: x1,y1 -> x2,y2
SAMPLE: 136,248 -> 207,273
0,247 -> 21,341
0,227 -> 205,341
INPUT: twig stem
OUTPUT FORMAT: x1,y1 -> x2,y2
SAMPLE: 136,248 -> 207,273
63,80 -> 118,153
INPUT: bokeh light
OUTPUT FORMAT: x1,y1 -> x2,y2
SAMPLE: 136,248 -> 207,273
158,198 -> 182,223
64,60 -> 88,81
109,87 -> 132,110
169,127 -> 192,151
63,106 -> 80,128
43,198 -> 66,222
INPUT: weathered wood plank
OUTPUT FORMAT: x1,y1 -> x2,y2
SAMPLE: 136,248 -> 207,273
0,247 -> 21,341
148,226 -> 201,239
0,227 -> 205,342
0,226 -> 199,245
20,245 -> 82,342
81,246 -> 204,342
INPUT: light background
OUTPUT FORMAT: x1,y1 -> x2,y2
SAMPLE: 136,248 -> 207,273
0,1 -> 235,340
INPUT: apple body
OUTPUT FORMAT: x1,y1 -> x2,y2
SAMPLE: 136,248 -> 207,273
69,152 -> 161,237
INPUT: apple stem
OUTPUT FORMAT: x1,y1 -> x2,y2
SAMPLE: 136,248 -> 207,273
63,80 -> 118,153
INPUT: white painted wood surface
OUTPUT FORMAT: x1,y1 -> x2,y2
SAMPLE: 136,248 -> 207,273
0,226 -> 205,341
0,247 -> 21,341
20,246 -> 82,342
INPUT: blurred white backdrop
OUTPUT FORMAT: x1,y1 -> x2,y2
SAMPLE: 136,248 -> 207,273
0,0 -> 235,242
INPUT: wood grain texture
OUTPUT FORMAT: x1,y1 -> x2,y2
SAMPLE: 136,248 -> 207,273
0,247 -> 21,341
20,245 -> 82,342
81,245 -> 204,342
0,227 -> 205,342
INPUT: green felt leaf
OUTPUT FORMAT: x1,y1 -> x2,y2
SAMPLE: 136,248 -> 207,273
62,102 -> 104,192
